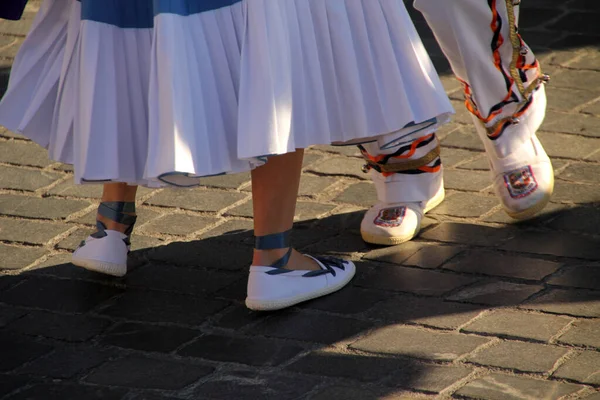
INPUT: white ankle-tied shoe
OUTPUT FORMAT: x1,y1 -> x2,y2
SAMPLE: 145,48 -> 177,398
473,85 -> 553,220
71,202 -> 136,277
359,125 -> 446,245
245,230 -> 355,311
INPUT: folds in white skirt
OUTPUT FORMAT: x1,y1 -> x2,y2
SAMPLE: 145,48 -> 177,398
0,0 -> 453,187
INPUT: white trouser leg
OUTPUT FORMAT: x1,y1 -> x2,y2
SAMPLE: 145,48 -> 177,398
359,120 -> 445,245
413,0 -> 553,219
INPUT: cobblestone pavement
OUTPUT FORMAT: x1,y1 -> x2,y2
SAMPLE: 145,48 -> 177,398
0,1 -> 599,399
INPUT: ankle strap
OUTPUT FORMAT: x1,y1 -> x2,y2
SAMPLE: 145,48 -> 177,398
254,229 -> 291,250
98,202 -> 137,227
255,230 -> 292,269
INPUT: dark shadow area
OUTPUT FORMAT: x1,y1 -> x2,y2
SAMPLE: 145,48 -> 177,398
0,201 -> 599,399
0,67 -> 11,98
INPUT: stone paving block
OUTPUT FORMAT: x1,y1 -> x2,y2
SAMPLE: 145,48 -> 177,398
99,290 -> 229,325
28,253 -> 114,281
301,232 -> 369,254
402,244 -> 463,270
440,148 -> 482,168
355,264 -> 477,296
253,312 -> 372,344
0,375 -> 30,398
351,325 -> 489,361
367,295 -> 483,329
0,140 -> 54,167
443,250 -> 561,281
455,373 -> 581,400
581,393 -> 600,400
301,152 -> 324,167
386,363 -> 473,393
537,131 -> 600,160
421,222 -> 517,247
462,310 -> 572,342
179,334 -> 304,366
19,346 -> 115,379
543,111 -> 600,138
334,182 -> 377,207
4,383 -> 128,400
145,189 -> 247,212
0,277 -> 122,312
199,219 -> 254,242
199,172 -> 250,189
0,275 -> 24,292
545,87 -> 600,111
362,241 -> 422,265
549,265 -> 600,290
193,370 -> 318,400
441,127 -> 485,151
287,349 -> 412,383
310,385 -> 392,400
522,289 -> 600,317
0,244 -> 46,270
553,350 -> 600,384
500,230 -> 600,260
448,281 -> 543,306
429,192 -> 498,218
0,194 -> 91,219
467,341 -> 569,373
312,144 -> 361,157
55,228 -> 95,251
0,305 -> 26,328
520,205 -> 600,235
484,202 -> 567,225
312,207 -> 364,233
443,169 -> 491,192
0,331 -> 53,372
457,155 -> 491,171
0,165 -> 61,191
125,264 -> 239,296
307,156 -> 366,179
46,180 -> 103,198
9,310 -> 112,342
100,322 -> 199,353
560,163 -> 600,184
211,305 -> 267,330
0,218 -> 70,245
583,100 -> 600,116
298,175 -> 338,197
557,319 -> 600,349
149,239 -> 252,270
552,181 -> 600,204
85,355 -> 214,390
140,213 -> 219,236
74,206 -> 161,227
301,286 -> 389,314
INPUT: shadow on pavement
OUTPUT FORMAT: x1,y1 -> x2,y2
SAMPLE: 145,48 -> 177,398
1,202 -> 599,399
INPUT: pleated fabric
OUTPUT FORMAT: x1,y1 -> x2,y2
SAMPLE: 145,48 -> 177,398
0,0 -> 453,187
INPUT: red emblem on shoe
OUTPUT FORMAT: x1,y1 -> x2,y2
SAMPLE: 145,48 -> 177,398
503,166 -> 538,199
374,206 -> 406,227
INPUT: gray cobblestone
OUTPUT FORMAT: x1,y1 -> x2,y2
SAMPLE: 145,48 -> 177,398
0,194 -> 90,219
553,350 -> 600,384
461,310 -> 572,342
351,325 -> 489,361
0,244 -> 46,270
556,319 -> 600,349
0,218 -> 70,245
0,165 -> 61,191
455,373 -> 581,400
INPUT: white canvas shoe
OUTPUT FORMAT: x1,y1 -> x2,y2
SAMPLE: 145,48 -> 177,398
71,202 -> 136,277
245,230 -> 355,311
246,256 -> 356,311
473,86 -> 553,220
360,183 -> 444,245
488,134 -> 553,220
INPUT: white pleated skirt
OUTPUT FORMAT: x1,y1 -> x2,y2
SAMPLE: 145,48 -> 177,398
0,0 -> 453,187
